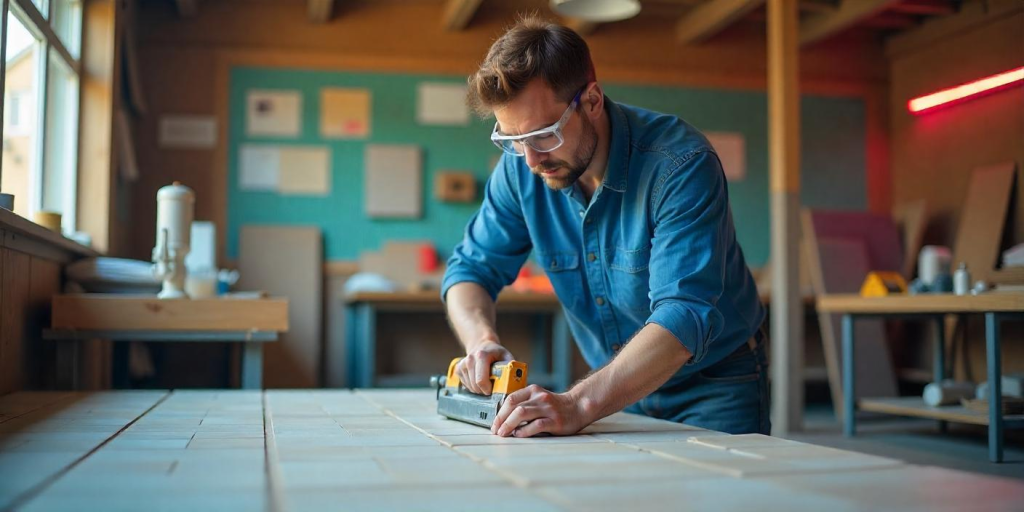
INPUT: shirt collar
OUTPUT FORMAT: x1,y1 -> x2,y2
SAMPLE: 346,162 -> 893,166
559,95 -> 630,197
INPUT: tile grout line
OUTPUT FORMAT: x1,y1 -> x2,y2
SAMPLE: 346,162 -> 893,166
1,390 -> 174,512
262,391 -> 289,512
357,395 -> 570,511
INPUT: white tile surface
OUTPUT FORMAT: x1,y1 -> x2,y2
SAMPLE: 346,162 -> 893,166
5,389 -> 1023,512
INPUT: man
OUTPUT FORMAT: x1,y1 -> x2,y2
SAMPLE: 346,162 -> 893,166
441,16 -> 767,438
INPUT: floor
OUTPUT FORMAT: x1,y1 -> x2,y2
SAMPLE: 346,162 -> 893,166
1,390 -> 1023,512
791,403 -> 1024,480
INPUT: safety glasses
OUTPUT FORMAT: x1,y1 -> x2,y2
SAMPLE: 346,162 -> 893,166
491,88 -> 583,156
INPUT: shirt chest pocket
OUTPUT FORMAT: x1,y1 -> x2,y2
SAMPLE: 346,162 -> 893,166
607,246 -> 652,315
608,246 -> 651,274
539,251 -> 580,309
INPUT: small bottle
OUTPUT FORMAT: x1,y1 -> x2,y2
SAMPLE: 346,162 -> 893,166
954,262 -> 970,296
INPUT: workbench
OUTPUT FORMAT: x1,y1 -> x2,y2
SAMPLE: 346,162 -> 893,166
342,291 -> 572,390
817,292 -> 1024,462
43,294 -> 289,390
1,389 -> 1022,511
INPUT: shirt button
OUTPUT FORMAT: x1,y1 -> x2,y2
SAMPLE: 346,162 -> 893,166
596,296 -> 605,306
585,218 -> 593,224
550,260 -> 558,268
612,344 -> 621,352
587,253 -> 596,262
578,210 -> 585,218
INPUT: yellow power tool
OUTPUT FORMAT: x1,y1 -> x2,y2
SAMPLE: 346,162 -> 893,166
429,358 -> 528,428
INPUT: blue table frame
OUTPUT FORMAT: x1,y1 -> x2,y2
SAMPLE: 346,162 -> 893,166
43,329 -> 276,390
822,293 -> 1024,463
342,291 -> 572,391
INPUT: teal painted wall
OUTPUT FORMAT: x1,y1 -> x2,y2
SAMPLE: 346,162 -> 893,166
228,67 -> 866,266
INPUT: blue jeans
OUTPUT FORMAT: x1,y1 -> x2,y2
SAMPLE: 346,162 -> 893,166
625,326 -> 771,435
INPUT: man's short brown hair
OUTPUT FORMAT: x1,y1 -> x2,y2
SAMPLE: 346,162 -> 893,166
467,15 -> 596,117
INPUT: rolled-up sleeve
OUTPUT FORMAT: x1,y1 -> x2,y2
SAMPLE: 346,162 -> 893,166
645,151 -> 728,365
441,156 -> 533,302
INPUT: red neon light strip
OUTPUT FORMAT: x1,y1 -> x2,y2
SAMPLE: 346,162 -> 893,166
908,66 -> 1024,114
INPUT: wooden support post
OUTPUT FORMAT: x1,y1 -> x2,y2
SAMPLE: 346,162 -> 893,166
768,0 -> 803,435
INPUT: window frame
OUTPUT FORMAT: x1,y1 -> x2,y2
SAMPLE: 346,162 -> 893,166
1,0 -> 83,232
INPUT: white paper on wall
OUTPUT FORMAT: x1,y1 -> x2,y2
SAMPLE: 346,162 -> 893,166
706,131 -> 746,182
364,144 -> 422,218
417,83 -> 470,126
159,115 -> 218,149
246,90 -> 302,137
239,144 -> 281,191
279,146 -> 331,196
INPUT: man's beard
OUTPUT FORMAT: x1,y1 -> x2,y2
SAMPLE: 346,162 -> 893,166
531,113 -> 597,190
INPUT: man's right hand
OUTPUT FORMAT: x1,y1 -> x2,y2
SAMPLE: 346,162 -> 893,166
456,341 -> 514,395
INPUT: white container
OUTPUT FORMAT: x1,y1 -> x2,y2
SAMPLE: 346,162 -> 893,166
919,245 -> 952,286
923,380 -> 975,406
953,262 -> 970,296
152,182 -> 195,299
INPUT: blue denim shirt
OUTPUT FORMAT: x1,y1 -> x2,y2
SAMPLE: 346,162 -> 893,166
441,97 -> 765,387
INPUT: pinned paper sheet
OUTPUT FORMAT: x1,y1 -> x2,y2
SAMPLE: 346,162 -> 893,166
239,145 -> 280,191
159,115 -> 217,149
279,146 -> 331,196
365,145 -> 422,218
417,83 -> 470,126
246,90 -> 302,137
706,132 -> 746,182
321,88 -> 371,138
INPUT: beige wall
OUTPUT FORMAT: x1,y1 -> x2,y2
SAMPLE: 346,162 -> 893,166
889,7 -> 1024,247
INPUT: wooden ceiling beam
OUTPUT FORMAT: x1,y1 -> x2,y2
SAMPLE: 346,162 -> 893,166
800,0 -> 903,46
675,0 -> 765,45
308,0 -> 335,23
441,0 -> 483,31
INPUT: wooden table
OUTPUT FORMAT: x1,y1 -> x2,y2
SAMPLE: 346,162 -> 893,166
2,389 -> 1023,511
342,291 -> 571,390
817,292 -> 1024,462
44,294 -> 289,390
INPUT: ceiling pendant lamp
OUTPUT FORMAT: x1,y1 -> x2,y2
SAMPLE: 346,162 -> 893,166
550,0 -> 641,22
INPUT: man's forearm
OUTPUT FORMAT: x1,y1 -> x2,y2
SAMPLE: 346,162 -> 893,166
445,282 -> 501,352
568,323 -> 691,423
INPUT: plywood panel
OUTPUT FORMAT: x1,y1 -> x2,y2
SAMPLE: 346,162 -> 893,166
1,249 -> 31,394
802,211 -> 898,422
238,226 -> 322,388
51,295 -> 289,331
951,162 -> 1016,282
0,248 -> 6,395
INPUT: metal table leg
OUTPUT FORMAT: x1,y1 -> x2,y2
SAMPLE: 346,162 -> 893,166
552,310 -> 571,392
345,304 -> 357,388
985,313 -> 1003,463
934,315 -> 947,433
356,304 -> 377,388
531,314 -> 550,385
241,343 -> 263,390
842,314 -> 856,437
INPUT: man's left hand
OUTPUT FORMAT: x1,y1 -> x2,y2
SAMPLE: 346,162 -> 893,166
491,385 -> 590,437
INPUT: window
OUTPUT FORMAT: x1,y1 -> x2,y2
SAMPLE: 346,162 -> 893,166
2,12 -> 41,220
0,0 -> 83,232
